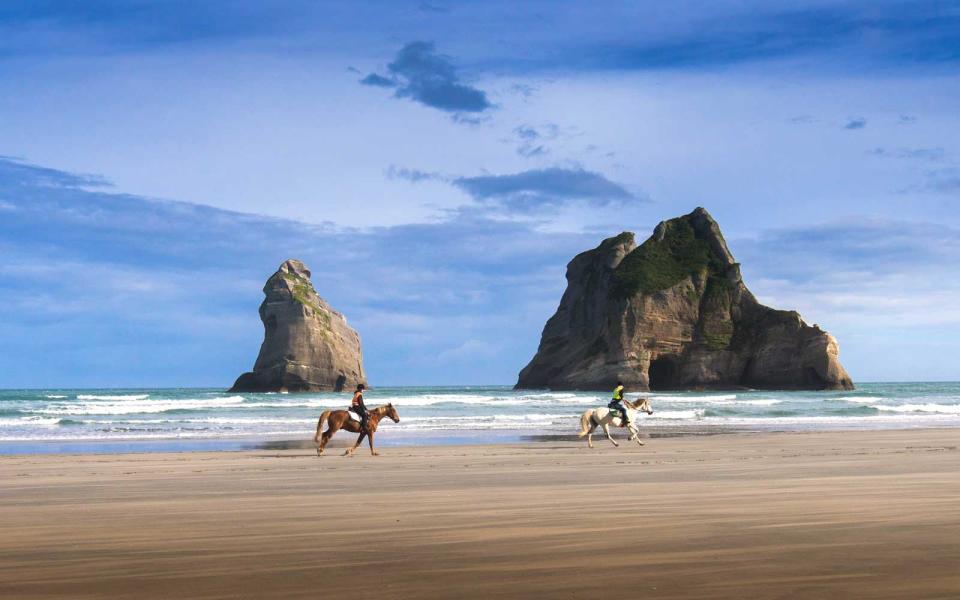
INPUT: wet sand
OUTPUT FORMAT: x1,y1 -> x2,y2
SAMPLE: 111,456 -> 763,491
2,428 -> 959,599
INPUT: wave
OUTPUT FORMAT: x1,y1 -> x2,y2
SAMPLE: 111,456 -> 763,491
700,413 -> 960,426
38,396 -> 246,415
44,394 -> 68,399
396,413 -> 576,430
0,416 -> 61,427
648,394 -> 738,403
872,403 -> 960,415
651,396 -> 783,408
306,393 -> 604,408
76,394 -> 150,401
733,400 -> 782,406
833,396 -> 885,403
647,409 -> 704,420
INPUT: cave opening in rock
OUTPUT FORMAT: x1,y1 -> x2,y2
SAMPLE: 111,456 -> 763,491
648,355 -> 680,390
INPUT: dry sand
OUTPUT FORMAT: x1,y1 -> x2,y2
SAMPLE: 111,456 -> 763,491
2,429 -> 959,599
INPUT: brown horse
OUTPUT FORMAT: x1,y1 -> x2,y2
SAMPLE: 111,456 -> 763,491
313,403 -> 400,456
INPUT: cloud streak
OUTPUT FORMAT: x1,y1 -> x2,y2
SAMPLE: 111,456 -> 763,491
844,117 -> 867,130
386,165 -> 637,213
527,4 -> 960,73
361,41 -> 491,114
453,168 -> 634,211
511,124 -> 561,158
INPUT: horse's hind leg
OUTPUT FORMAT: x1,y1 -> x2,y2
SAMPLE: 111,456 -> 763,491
317,429 -> 333,456
586,424 -> 597,449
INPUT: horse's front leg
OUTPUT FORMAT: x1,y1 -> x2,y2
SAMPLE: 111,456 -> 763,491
603,423 -> 619,447
345,431 -> 366,456
367,431 -> 379,456
629,425 -> 644,446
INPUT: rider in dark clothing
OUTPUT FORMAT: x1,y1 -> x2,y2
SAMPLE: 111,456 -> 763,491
351,384 -> 369,432
607,381 -> 630,428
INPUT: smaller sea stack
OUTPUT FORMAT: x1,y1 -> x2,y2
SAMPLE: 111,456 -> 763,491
230,259 -> 365,393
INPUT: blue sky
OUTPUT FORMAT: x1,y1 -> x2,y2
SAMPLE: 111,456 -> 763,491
1,1 -> 958,387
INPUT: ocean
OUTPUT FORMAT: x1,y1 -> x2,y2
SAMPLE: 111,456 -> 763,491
1,383 -> 959,453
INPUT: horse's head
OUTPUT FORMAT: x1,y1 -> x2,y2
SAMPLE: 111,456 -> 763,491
635,397 -> 653,415
385,403 -> 400,423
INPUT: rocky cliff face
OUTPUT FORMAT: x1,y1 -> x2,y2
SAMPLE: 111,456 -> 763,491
229,259 -> 366,393
516,208 -> 853,391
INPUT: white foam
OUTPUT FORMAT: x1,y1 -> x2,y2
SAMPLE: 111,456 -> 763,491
44,395 -> 68,399
347,393 -> 602,407
0,417 -> 61,427
651,396 -> 780,406
73,417 -> 316,426
39,396 -> 246,415
646,409 -> 704,420
76,394 -> 150,401
397,413 -> 577,430
834,396 -> 885,403
872,403 -> 960,415
649,394 -> 739,403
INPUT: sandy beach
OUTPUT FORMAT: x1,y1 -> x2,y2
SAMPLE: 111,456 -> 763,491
2,429 -> 959,599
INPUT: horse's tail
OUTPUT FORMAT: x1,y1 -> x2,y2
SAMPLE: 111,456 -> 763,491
577,411 -> 593,438
314,410 -> 331,443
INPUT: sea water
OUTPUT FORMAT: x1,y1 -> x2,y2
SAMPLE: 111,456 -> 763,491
1,383 -> 959,453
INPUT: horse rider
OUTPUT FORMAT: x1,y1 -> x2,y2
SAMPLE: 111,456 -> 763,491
608,381 -> 631,428
350,383 -> 370,431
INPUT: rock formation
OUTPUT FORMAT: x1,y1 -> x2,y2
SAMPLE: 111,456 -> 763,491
516,208 -> 853,391
230,259 -> 366,393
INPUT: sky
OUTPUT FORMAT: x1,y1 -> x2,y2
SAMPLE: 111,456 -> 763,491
1,0 -> 958,387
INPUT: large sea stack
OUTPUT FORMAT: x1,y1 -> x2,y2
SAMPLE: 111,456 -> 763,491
230,259 -> 365,393
516,208 -> 853,391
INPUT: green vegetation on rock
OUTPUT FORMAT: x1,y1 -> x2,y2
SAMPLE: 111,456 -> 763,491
700,321 -> 734,350
610,219 -> 716,297
698,275 -> 735,349
600,231 -> 634,251
281,272 -> 330,327
702,275 -> 733,310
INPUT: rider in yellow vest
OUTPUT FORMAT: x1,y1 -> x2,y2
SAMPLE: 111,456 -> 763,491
608,381 -> 630,428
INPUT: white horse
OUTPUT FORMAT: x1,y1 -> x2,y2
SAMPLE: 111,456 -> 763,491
577,397 -> 653,448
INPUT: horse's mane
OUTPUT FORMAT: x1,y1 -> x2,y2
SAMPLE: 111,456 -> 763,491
622,398 -> 649,409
